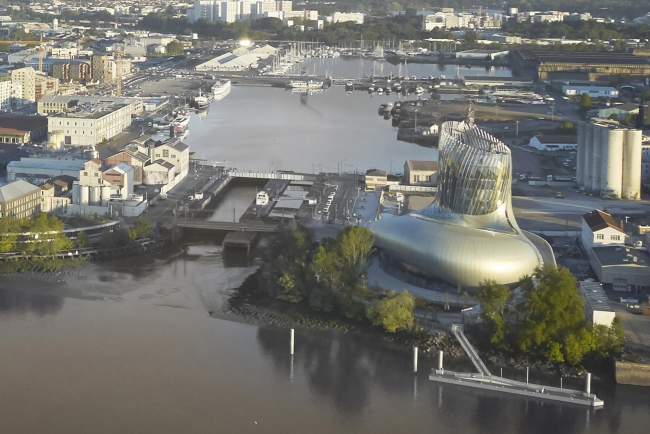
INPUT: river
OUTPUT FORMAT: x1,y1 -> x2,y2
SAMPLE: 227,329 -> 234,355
1,239 -> 649,433
2,59 -> 650,432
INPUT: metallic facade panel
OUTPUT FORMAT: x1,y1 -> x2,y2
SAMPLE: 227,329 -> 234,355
371,121 -> 543,289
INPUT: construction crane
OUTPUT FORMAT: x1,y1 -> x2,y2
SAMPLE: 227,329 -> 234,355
115,44 -> 123,97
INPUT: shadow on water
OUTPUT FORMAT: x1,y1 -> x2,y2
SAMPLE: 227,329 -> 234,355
0,287 -> 63,316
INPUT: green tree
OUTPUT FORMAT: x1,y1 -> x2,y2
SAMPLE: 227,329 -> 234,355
77,231 -> 88,248
166,40 -> 184,55
335,226 -> 374,289
518,265 -> 586,363
476,280 -> 511,347
579,93 -> 593,110
554,122 -> 577,135
129,218 -> 152,239
366,290 -> 415,333
643,89 -> 650,101
0,217 -> 17,253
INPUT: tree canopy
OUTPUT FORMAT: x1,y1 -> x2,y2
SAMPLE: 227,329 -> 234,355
366,290 -> 416,332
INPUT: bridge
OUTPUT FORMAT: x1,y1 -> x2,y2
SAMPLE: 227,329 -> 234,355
175,219 -> 280,233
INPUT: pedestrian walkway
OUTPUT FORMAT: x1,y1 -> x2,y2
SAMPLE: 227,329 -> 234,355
451,324 -> 490,376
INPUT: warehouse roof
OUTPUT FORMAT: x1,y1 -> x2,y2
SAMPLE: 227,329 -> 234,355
406,160 -> 438,171
579,281 -> 614,312
517,50 -> 650,65
534,135 -> 577,144
0,180 -> 40,202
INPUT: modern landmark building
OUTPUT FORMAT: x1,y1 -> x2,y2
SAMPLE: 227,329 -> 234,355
370,121 -> 547,290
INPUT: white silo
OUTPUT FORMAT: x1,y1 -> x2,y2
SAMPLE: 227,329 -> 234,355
576,122 -> 586,185
591,125 -> 603,192
80,185 -> 89,205
101,185 -> 112,206
622,129 -> 642,200
600,128 -> 624,198
72,183 -> 81,204
89,186 -> 101,206
583,123 -> 594,190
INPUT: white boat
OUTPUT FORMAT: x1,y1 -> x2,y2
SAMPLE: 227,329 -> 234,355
195,90 -> 211,110
288,80 -> 324,89
211,79 -> 231,97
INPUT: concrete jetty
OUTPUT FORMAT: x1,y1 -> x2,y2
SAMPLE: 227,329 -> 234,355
430,324 -> 604,408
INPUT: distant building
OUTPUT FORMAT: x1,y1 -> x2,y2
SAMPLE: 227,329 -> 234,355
589,245 -> 650,290
579,281 -> 615,326
456,49 -> 509,61
147,137 -> 190,179
0,180 -> 41,219
562,85 -> 619,98
587,103 -> 639,120
46,102 -> 134,148
10,65 -> 36,104
582,209 -> 625,251
104,146 -> 150,185
143,159 -> 175,185
0,115 -> 48,144
329,12 -> 365,24
102,163 -> 134,198
529,135 -> 577,151
6,157 -> 87,184
34,74 -> 59,101
463,76 -> 532,87
404,160 -> 438,186
39,176 -> 73,213
365,168 -> 387,190
37,95 -> 142,116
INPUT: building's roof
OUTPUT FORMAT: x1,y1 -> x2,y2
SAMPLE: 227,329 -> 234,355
591,245 -> 650,267
106,162 -> 132,175
153,137 -> 188,152
0,114 -> 48,131
583,209 -> 623,233
534,135 -> 578,144
0,127 -> 30,136
615,103 -> 640,112
115,146 -> 150,163
579,281 -> 614,312
146,159 -> 175,170
464,76 -> 533,82
0,180 -> 40,202
7,159 -> 86,172
517,50 -> 650,66
406,160 -> 438,171
366,169 -> 387,177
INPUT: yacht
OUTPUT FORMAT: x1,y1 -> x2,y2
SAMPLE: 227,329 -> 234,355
194,90 -> 211,110
211,79 -> 231,97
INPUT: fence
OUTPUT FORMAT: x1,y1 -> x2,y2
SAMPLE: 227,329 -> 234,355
389,185 -> 437,193
228,171 -> 317,181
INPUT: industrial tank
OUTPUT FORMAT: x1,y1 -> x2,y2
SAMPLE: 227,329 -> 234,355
79,185 -> 89,205
72,183 -> 81,205
583,123 -> 594,189
591,125 -> 603,192
89,186 -> 101,206
576,122 -> 586,185
601,128 -> 624,197
622,129 -> 642,199
101,186 -> 112,206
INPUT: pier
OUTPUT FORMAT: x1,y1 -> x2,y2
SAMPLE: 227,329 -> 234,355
430,324 -> 604,408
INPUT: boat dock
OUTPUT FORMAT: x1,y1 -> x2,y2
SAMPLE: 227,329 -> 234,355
430,324 -> 604,408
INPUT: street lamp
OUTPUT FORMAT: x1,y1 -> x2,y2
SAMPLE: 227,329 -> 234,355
516,120 -> 519,138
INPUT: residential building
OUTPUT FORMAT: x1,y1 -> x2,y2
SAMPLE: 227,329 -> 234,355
147,137 -> 190,178
0,73 -> 12,111
47,102 -> 133,148
10,65 -> 36,104
529,135 -> 577,151
0,180 -> 41,219
39,176 -> 73,213
404,160 -> 438,186
70,61 -> 92,82
34,74 -> 59,101
365,168 -> 388,190
582,209 -> 625,251
91,55 -> 112,83
579,281 -> 615,326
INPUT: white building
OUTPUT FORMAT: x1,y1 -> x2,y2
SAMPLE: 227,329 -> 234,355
582,209 -> 625,251
579,281 -> 615,326
220,1 -> 238,22
529,135 -> 577,151
0,73 -> 12,111
329,12 -> 364,24
562,85 -> 619,98
147,137 -> 190,179
47,102 -> 133,148
10,65 -> 36,105
37,95 -> 143,116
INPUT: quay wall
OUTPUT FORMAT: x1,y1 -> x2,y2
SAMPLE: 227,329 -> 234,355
616,361 -> 650,387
